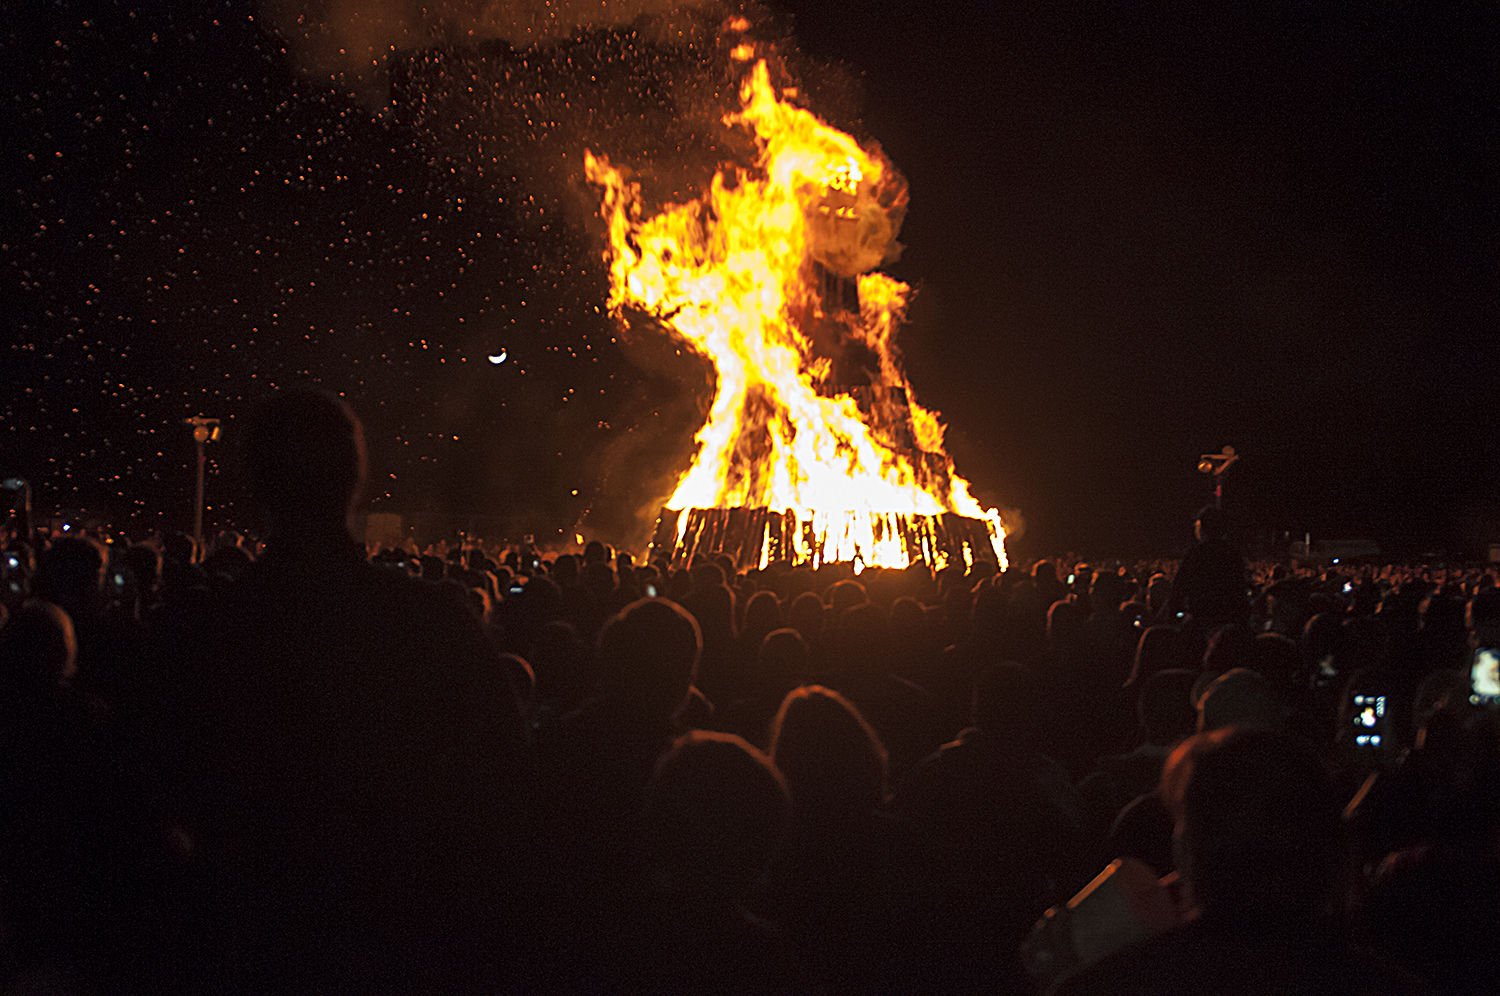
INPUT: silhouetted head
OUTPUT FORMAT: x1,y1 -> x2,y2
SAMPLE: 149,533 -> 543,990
758,627 -> 809,685
466,585 -> 493,625
1161,728 -> 1346,923
682,583 -> 735,645
33,537 -> 106,625
787,590 -> 824,644
1139,668 -> 1199,745
1031,559 -> 1060,586
1246,632 -> 1301,691
742,590 -> 782,641
497,653 -> 536,711
834,601 -> 890,671
1090,570 -> 1130,612
545,553 -> 576,588
1299,611 -> 1343,672
1334,615 -> 1390,676
640,731 -> 790,900
1196,668 -> 1287,733
1469,589 -> 1500,645
888,595 -> 925,639
244,388 -> 366,534
1410,705 -> 1500,842
1146,572 -> 1171,612
1046,598 -> 1085,651
1421,593 -> 1466,638
123,544 -> 163,594
769,684 -> 887,821
419,554 -> 445,581
1203,624 -> 1254,674
827,578 -> 868,614
0,599 -> 78,697
689,560 -> 727,591
1127,624 -> 1179,686
581,560 -> 616,601
597,598 -> 701,722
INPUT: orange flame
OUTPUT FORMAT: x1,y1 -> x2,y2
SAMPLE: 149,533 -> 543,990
585,59 -> 1005,570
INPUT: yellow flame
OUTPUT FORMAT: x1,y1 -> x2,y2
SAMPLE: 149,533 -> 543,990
586,60 -> 1005,569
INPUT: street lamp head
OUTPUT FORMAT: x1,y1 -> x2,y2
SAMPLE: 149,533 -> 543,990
1197,447 -> 1240,477
184,416 -> 222,443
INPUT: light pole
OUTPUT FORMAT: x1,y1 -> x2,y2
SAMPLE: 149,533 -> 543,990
1,478 -> 31,539
184,416 -> 221,551
1197,446 -> 1239,508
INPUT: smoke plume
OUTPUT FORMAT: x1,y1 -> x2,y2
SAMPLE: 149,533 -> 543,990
265,0 -> 720,100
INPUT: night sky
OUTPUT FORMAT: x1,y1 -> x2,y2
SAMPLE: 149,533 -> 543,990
5,1 -> 1497,556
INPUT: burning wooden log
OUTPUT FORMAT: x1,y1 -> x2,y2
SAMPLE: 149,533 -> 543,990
650,506 -> 1002,571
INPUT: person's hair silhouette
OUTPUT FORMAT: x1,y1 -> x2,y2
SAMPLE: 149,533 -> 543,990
244,388 -> 367,536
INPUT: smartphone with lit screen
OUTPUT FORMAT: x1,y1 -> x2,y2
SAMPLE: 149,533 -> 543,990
1470,647 -> 1500,709
1349,693 -> 1389,749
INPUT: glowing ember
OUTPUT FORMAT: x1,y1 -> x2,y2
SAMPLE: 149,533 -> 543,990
585,40 -> 1006,571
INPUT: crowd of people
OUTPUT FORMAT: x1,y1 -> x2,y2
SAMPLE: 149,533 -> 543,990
1,389 -> 1497,993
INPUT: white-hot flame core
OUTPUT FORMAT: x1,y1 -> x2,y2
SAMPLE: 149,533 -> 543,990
587,58 -> 1005,569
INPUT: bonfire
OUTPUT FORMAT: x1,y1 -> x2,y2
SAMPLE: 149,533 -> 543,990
586,24 -> 1006,571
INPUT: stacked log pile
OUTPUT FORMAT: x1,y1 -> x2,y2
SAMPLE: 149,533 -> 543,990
649,506 -> 1000,570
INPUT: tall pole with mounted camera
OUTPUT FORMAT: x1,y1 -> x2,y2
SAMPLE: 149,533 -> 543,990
184,417 -> 221,552
1197,446 -> 1239,509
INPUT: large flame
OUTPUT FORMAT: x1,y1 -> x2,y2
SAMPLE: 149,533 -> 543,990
586,52 -> 1005,571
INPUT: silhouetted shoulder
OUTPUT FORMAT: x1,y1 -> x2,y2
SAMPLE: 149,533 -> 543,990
1049,919 -> 1431,996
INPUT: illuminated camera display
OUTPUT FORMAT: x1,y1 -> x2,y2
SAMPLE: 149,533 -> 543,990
1471,648 -> 1500,708
1351,694 -> 1387,748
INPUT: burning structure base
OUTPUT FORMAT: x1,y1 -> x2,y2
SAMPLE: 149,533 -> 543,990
650,506 -> 1002,571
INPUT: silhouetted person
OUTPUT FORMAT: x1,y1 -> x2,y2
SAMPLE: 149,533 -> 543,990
1031,559 -> 1068,609
1053,729 -> 1426,994
0,599 -> 151,984
1357,707 -> 1500,994
544,597 -> 704,915
1079,668 -> 1199,843
1165,506 -> 1248,628
173,388 -> 531,990
1124,624 -> 1179,688
896,663 -> 1083,991
786,590 -> 825,660
733,589 -> 782,672
771,684 -> 885,826
1196,668 -> 1289,733
681,580 -> 736,705
594,730 -> 797,992
717,625 -> 808,748
0,599 -> 77,697
817,599 -> 943,779
765,686 -> 911,989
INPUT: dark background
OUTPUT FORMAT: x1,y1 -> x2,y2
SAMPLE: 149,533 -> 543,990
4,1 -> 1497,557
